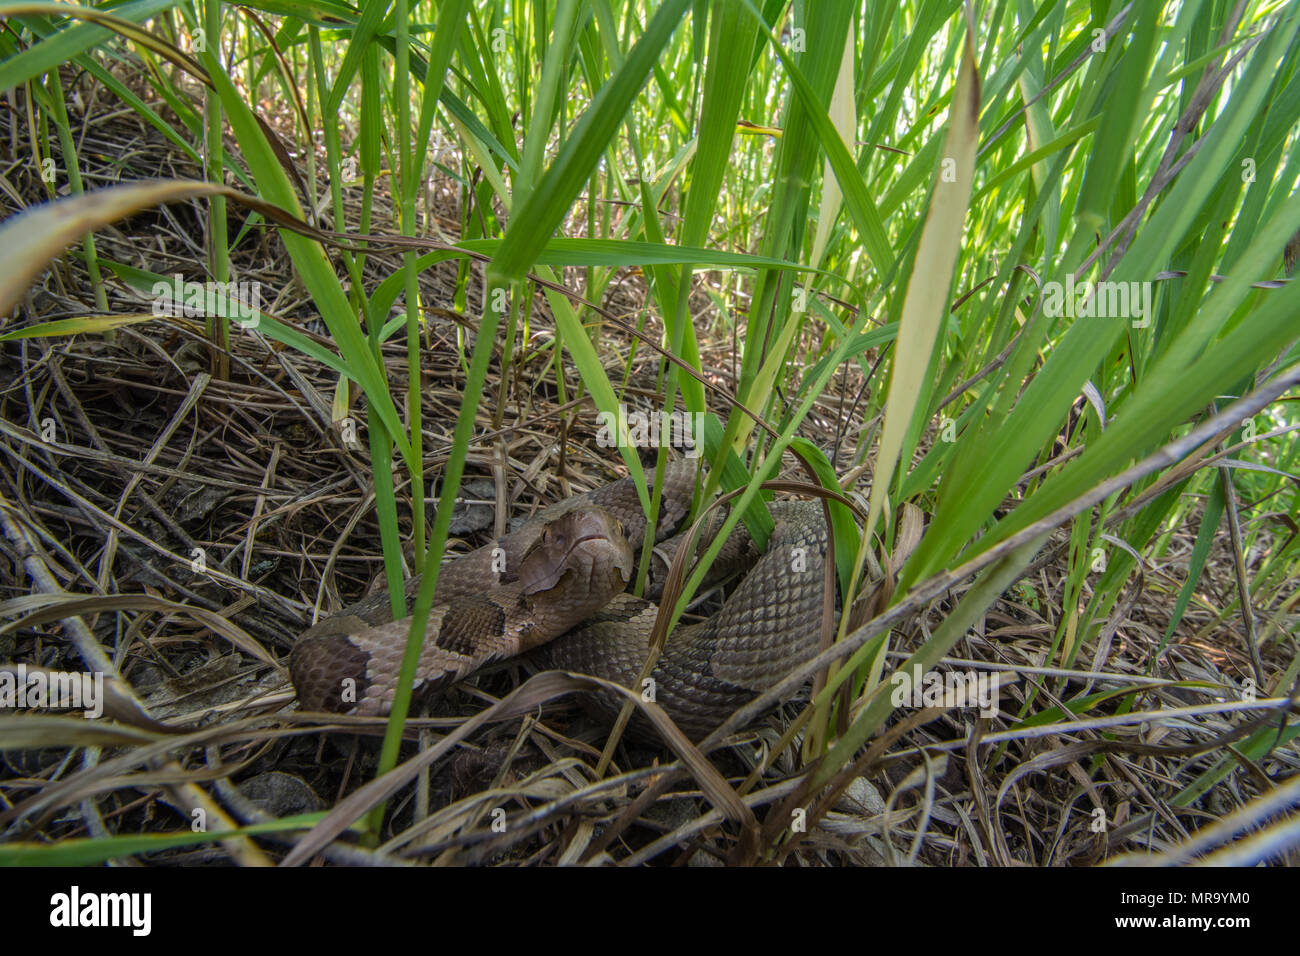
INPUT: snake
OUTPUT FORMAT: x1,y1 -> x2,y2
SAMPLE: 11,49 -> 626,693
288,461 -> 829,740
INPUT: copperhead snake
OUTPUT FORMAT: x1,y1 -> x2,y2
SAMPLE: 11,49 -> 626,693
289,461 -> 830,740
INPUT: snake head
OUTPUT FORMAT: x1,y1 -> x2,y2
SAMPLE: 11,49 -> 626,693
517,507 -> 634,596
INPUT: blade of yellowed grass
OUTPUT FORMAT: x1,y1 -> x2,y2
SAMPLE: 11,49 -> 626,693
0,179 -> 226,314
1016,63 -> 1059,258
808,27 -> 856,272
857,5 -> 980,587
806,5 -> 980,753
330,378 -> 352,433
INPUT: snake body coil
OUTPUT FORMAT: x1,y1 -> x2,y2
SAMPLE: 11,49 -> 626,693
289,462 -> 828,740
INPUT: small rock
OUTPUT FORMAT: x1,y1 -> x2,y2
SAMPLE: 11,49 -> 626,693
837,778 -> 886,815
239,771 -> 322,817
440,478 -> 497,535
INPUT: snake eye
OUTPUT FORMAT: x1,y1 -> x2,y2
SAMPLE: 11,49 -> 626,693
541,528 -> 552,544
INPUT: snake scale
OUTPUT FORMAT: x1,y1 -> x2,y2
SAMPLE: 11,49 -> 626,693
289,460 -> 829,740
